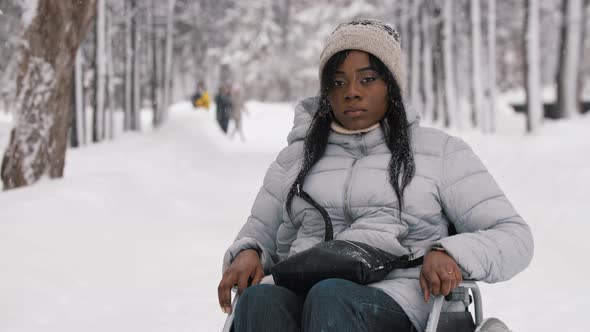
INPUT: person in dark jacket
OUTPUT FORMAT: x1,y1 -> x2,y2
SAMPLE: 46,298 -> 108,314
218,19 -> 533,332
215,85 -> 233,133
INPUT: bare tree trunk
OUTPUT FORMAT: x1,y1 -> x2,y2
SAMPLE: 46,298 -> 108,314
275,0 -> 292,101
471,0 -> 485,131
148,0 -> 161,127
124,1 -> 133,131
94,0 -> 106,142
69,65 -> 79,148
1,0 -> 97,190
105,9 -> 115,140
162,0 -> 176,120
487,0 -> 497,132
524,0 -> 543,133
443,0 -> 458,128
75,50 -> 85,145
159,31 -> 166,114
556,0 -> 584,118
421,2 -> 434,122
132,1 -> 141,131
128,0 -> 139,130
458,1 -> 474,127
400,0 -> 411,99
410,0 -> 422,113
432,4 -> 444,123
190,0 -> 210,86
581,1 -> 589,102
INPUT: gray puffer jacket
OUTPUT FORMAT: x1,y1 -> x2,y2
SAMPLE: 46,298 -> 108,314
222,97 -> 534,331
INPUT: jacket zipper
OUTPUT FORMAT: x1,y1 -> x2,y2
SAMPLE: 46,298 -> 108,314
357,133 -> 367,156
343,133 -> 368,224
343,159 -> 358,224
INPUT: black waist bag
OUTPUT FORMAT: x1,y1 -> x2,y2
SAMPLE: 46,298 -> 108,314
270,187 -> 423,293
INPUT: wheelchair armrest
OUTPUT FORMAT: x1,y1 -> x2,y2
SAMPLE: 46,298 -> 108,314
424,280 -> 483,332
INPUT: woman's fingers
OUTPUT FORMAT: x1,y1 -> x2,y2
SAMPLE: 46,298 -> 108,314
251,265 -> 265,286
439,270 -> 453,296
236,272 -> 250,296
217,249 -> 263,314
439,260 -> 466,295
421,261 -> 442,302
419,273 -> 430,302
217,270 -> 250,316
430,271 -> 441,296
449,276 -> 458,294
421,250 -> 465,301
217,272 -> 236,314
446,263 -> 463,294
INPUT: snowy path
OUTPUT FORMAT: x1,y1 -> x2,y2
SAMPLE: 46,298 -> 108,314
0,101 -> 589,331
0,102 -> 293,331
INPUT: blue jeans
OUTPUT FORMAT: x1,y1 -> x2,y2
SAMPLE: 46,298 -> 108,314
233,278 -> 416,332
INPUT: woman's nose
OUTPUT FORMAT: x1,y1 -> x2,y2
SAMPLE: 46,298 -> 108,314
344,81 -> 361,100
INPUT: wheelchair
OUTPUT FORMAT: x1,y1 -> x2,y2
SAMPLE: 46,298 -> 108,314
223,280 -> 511,332
426,280 -> 511,332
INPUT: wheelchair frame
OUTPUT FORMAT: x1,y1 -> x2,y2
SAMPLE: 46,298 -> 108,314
425,280 -> 483,332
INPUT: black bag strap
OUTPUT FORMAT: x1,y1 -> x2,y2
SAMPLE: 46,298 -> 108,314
296,184 -> 333,241
385,255 -> 424,269
295,184 -> 423,266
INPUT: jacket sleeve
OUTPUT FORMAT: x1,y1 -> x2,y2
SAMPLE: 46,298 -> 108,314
437,136 -> 534,283
222,160 -> 286,274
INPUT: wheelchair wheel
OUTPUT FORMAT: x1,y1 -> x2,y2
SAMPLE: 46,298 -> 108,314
475,317 -> 511,332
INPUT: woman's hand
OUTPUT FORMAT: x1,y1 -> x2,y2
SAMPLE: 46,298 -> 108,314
419,250 -> 463,302
217,249 -> 264,314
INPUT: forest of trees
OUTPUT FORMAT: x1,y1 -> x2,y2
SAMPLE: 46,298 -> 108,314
0,0 -> 589,189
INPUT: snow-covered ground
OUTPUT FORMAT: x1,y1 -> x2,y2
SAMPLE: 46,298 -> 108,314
0,99 -> 588,331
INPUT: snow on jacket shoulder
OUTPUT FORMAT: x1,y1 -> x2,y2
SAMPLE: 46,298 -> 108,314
221,96 -> 534,331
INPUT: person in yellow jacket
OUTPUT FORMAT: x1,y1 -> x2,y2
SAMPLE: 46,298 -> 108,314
192,81 -> 210,110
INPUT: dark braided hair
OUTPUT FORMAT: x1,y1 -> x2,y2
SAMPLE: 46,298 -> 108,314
286,50 -> 415,222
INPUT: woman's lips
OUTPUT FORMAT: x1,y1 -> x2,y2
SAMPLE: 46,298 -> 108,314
343,108 -> 366,117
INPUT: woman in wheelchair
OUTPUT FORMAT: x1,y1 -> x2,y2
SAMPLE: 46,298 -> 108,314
218,19 -> 533,332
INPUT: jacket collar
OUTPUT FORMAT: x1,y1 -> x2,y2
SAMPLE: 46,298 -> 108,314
330,121 -> 381,135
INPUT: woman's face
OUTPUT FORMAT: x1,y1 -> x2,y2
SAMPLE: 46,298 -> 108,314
327,50 -> 389,130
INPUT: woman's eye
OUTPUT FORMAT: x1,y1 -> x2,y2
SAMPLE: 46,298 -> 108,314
332,80 -> 345,87
361,76 -> 377,83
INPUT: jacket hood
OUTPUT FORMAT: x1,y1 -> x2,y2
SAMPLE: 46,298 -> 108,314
287,96 -> 420,145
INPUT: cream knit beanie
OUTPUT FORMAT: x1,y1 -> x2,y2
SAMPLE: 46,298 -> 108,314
318,19 -> 404,92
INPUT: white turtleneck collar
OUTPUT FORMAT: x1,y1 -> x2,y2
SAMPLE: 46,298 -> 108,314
330,121 -> 381,135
